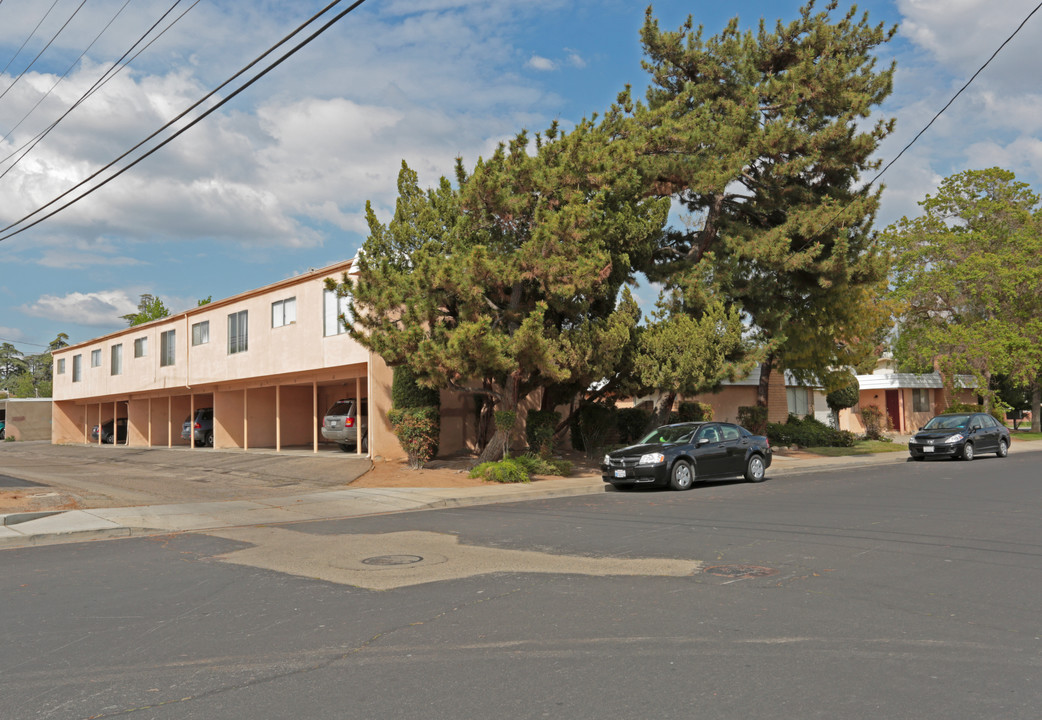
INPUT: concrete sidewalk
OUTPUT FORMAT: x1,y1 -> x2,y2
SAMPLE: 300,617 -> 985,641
2,441 -> 1038,550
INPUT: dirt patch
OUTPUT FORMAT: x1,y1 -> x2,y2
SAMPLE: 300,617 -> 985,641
350,453 -> 602,488
0,491 -> 81,514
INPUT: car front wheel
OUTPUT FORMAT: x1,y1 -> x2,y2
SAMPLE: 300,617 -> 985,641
962,442 -> 975,461
669,460 -> 694,491
996,439 -> 1008,458
745,454 -> 766,482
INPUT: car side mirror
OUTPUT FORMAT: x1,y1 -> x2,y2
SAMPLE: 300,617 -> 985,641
697,438 -> 710,446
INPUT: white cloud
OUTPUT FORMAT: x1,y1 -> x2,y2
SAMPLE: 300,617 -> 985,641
22,290 -> 139,326
526,55 -> 557,71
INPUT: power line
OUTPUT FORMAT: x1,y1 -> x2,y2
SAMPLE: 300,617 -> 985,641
0,0 -> 90,104
0,0 -> 199,179
0,0 -> 370,244
0,0 -> 61,78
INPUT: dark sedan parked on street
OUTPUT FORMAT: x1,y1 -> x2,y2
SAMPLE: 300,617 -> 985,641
601,421 -> 772,491
908,412 -> 1010,461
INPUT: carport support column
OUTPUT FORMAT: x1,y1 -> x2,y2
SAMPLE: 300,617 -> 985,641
356,376 -> 362,456
167,396 -> 173,448
243,388 -> 248,451
313,382 -> 318,453
275,385 -> 281,452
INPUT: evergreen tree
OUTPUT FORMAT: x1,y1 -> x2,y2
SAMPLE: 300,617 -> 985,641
628,0 -> 896,409
122,294 -> 170,326
337,121 -> 670,461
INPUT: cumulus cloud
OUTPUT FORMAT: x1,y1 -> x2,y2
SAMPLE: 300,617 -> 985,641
22,290 -> 139,326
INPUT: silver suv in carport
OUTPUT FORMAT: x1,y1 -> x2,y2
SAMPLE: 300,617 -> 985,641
321,398 -> 368,452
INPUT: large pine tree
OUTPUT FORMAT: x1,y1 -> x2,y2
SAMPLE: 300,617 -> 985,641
630,0 -> 896,406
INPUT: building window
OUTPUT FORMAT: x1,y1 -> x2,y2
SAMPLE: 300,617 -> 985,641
134,337 -> 147,358
57,358 -> 65,375
912,388 -> 930,412
786,387 -> 809,417
324,289 -> 350,336
192,320 -> 209,346
228,310 -> 248,354
111,344 -> 122,376
160,329 -> 176,367
272,297 -> 296,328
72,355 -> 82,382
91,349 -> 101,367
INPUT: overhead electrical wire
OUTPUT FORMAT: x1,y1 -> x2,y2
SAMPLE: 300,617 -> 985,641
0,0 -> 61,78
796,0 -> 1042,252
0,0 -> 90,104
0,0 -> 370,244
0,0 -> 200,179
0,0 -> 136,147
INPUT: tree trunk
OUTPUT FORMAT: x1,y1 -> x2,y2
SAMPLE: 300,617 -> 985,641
474,374 -> 520,465
756,360 -> 773,408
1032,378 -> 1041,434
644,391 -> 677,434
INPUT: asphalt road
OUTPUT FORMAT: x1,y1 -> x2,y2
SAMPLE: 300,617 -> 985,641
3,450 -> 1041,719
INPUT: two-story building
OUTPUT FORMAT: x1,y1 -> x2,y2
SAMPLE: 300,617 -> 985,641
51,260 -> 400,455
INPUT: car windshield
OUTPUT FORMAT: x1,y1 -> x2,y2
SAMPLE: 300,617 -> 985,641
637,425 -> 696,445
923,414 -> 969,430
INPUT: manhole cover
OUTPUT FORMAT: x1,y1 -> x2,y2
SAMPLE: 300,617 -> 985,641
361,555 -> 424,566
703,564 -> 776,578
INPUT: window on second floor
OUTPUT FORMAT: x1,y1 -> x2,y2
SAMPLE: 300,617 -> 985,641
134,336 -> 147,358
272,297 -> 296,328
228,310 -> 248,354
91,349 -> 101,367
72,354 -> 82,382
323,289 -> 350,337
160,329 -> 176,367
57,357 -> 66,375
111,344 -> 122,376
192,320 -> 210,346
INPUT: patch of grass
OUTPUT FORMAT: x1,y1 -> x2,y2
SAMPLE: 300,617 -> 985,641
802,440 -> 909,457
1011,431 -> 1042,441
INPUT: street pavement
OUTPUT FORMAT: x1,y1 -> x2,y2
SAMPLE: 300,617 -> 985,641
3,438 -> 1039,549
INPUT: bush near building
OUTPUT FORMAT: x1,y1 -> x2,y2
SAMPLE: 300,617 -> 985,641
768,415 -> 856,448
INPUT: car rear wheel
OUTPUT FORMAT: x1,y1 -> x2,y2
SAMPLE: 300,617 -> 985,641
669,460 -> 694,491
205,430 -> 215,448
962,442 -> 975,461
744,454 -> 766,482
996,439 -> 1008,458
339,443 -> 352,453
361,434 -> 369,453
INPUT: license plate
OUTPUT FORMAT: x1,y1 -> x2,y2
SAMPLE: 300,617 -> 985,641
614,469 -> 627,478
923,446 -> 934,453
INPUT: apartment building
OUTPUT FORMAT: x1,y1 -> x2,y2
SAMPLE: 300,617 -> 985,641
51,260 -> 399,455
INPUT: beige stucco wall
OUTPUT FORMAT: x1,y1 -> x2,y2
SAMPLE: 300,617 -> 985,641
1,398 -> 53,441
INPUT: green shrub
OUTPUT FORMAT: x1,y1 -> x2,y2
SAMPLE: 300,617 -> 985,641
677,401 -> 713,422
525,410 -> 559,457
859,405 -> 889,440
767,415 -> 856,447
826,380 -> 861,415
469,457 -> 530,483
388,406 -> 440,469
571,403 -> 616,454
391,366 -> 440,408
737,406 -> 767,435
615,407 -> 651,445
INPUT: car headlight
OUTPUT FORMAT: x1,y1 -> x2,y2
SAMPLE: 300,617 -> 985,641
603,455 -> 611,466
638,453 -> 665,465
943,433 -> 965,444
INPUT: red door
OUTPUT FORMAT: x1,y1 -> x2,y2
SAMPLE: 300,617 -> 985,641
885,389 -> 901,433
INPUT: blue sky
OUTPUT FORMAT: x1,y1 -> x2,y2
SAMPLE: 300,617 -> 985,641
0,0 -> 1039,355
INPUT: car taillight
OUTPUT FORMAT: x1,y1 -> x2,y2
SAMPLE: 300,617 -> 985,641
345,418 -> 355,428
194,422 -> 201,429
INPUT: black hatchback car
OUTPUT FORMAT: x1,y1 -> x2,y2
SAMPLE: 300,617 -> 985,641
908,412 -> 1010,461
601,422 -> 772,491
